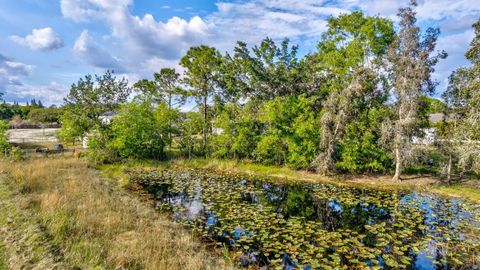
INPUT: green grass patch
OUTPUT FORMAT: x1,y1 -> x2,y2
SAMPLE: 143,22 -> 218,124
431,184 -> 480,204
0,241 -> 7,270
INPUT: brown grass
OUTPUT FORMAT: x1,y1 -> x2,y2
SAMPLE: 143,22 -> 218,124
0,157 -> 233,270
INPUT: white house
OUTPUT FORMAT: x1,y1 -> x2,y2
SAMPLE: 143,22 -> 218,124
82,112 -> 118,148
412,113 -> 445,145
99,111 -> 117,125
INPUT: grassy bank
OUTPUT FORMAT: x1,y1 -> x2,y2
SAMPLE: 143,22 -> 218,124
102,158 -> 480,204
0,157 -> 232,270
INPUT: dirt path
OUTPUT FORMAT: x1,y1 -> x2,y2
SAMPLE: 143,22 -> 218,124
0,174 -> 68,270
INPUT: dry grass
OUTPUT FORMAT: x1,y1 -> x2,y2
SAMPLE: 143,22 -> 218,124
0,157 -> 233,270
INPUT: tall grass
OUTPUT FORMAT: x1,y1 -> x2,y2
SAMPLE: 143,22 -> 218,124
0,158 -> 232,269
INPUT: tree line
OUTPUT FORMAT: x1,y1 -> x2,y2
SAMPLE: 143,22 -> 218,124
58,2 -> 480,181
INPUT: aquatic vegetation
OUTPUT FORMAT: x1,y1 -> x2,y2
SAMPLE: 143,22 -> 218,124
129,169 -> 480,269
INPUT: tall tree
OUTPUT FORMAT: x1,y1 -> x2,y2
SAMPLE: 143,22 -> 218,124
311,11 -> 395,174
64,70 -> 131,120
229,38 -> 301,100
385,1 -> 446,181
134,68 -> 186,149
180,46 -> 222,152
61,70 -> 131,140
134,68 -> 186,109
442,18 -> 480,177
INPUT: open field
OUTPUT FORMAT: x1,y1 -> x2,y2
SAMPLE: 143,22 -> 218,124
0,158 -> 232,270
6,129 -> 60,144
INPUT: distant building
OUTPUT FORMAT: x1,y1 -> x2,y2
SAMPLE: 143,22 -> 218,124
99,111 -> 117,125
412,113 -> 446,145
83,112 -> 118,148
428,113 -> 444,125
212,127 -> 224,135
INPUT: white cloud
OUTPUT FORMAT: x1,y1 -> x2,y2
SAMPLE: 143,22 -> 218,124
58,0 -> 477,97
0,54 -> 65,105
60,0 -> 337,67
9,27 -> 64,51
0,53 -> 35,88
415,0 -> 480,22
9,82 -> 68,105
110,14 -> 212,59
60,0 -> 132,22
206,0 -> 334,47
432,30 -> 475,93
73,30 -> 126,73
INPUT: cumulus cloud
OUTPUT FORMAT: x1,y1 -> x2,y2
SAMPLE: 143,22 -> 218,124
0,54 -> 65,105
58,0 -> 477,96
60,0 -> 132,23
0,53 -> 35,88
6,82 -> 68,105
61,0 -> 213,73
73,30 -> 126,73
431,30 -> 475,93
9,27 -> 64,51
111,14 -> 212,59
206,0 -> 336,47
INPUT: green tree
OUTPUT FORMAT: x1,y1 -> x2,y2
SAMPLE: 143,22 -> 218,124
229,38 -> 301,100
109,102 -> 165,160
254,95 -> 320,169
180,46 -> 222,152
61,70 -> 131,141
28,107 -> 59,124
311,11 -> 395,174
57,110 -> 90,145
0,121 -> 9,153
443,18 -> 480,176
336,106 -> 392,173
211,101 -> 261,159
134,68 -> 186,109
178,111 -> 204,158
134,68 -> 186,149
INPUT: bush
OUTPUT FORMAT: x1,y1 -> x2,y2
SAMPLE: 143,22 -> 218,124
109,102 -> 166,160
8,147 -> 23,161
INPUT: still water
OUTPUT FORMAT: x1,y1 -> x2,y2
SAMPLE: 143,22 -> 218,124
129,169 -> 480,269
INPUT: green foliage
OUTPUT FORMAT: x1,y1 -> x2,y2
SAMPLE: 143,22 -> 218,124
177,112 -> 203,158
109,102 -> 166,160
315,11 -> 394,76
180,46 -> 223,151
8,147 -> 23,161
336,107 -> 392,173
211,102 -> 261,159
0,102 -> 44,120
60,70 -> 131,143
229,38 -> 303,100
57,110 -> 90,145
422,97 -> 446,114
441,19 -> 480,176
27,107 -> 60,123
254,95 -> 320,169
134,68 -> 186,108
0,121 -> 9,152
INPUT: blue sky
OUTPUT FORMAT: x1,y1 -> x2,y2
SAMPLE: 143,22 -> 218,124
0,0 -> 478,106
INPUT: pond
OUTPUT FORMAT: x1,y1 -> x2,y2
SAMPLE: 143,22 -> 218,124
128,169 -> 480,269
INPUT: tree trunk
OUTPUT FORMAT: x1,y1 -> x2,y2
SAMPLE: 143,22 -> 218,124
392,143 -> 402,182
447,154 -> 452,184
202,90 -> 208,155
168,95 -> 172,151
